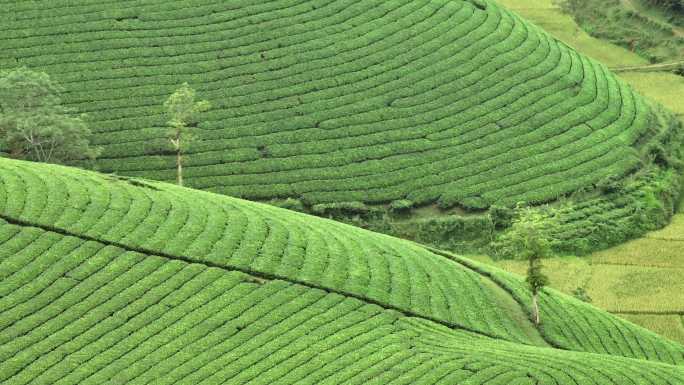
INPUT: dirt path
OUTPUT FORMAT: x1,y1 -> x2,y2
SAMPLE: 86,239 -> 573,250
610,60 -> 684,72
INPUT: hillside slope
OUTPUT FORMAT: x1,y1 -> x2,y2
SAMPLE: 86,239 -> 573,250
1,0 -> 682,253
474,196 -> 684,344
486,0 -> 684,344
1,158 -> 684,384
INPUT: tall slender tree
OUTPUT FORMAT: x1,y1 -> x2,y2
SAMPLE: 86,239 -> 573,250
493,205 -> 556,326
526,250 -> 549,326
164,83 -> 210,186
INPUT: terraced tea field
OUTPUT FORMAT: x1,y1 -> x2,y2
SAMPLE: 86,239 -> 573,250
1,157 -> 684,384
497,0 -> 684,113
485,0 -> 684,345
1,0 -> 682,253
2,0 -> 684,382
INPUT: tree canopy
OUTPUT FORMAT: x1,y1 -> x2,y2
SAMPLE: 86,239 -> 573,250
0,67 -> 100,164
164,83 -> 210,185
164,82 -> 211,149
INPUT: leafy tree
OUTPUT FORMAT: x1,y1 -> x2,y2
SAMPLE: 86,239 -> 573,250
493,205 -> 558,326
526,254 -> 549,326
164,83 -> 210,186
0,67 -> 100,163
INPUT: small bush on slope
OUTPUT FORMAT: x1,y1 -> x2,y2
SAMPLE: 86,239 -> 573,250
0,157 -> 683,384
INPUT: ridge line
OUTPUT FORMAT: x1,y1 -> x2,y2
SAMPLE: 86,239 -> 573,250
423,245 -> 560,349
0,212 -> 514,344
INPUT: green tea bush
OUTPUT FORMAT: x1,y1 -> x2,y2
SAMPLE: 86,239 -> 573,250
489,205 -> 515,229
0,0 -> 678,256
0,157 -> 683,383
411,215 -> 495,252
561,0 -> 684,62
311,201 -> 375,217
389,199 -> 414,215
267,198 -> 306,212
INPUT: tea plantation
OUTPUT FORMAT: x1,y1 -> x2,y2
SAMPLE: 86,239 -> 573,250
1,0 -> 683,253
1,157 -> 684,384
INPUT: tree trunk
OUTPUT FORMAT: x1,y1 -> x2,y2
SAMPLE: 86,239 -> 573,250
532,292 -> 540,326
176,148 -> 183,186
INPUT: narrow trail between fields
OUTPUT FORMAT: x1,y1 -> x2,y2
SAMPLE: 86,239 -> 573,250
611,61 -> 684,72
615,310 -> 684,315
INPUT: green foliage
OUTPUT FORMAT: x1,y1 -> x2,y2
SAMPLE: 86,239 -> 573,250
0,157 -> 683,382
489,205 -> 515,229
0,0 -> 677,228
492,206 -> 559,260
1,0 -> 681,254
454,255 -> 684,367
646,0 -> 684,13
389,199 -> 414,214
164,82 -> 210,152
485,212 -> 684,343
596,174 -> 625,194
490,205 -> 556,324
311,201 -> 369,214
164,82 -> 210,185
344,161 -> 682,256
267,197 -> 305,212
552,166 -> 683,255
526,261 -> 549,293
409,215 -> 495,253
0,156 -> 543,344
0,67 -> 100,163
559,0 -> 684,62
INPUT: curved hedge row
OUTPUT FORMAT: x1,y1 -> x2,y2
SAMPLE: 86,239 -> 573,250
0,158 -> 683,383
0,0 -> 676,212
0,158 -> 540,345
